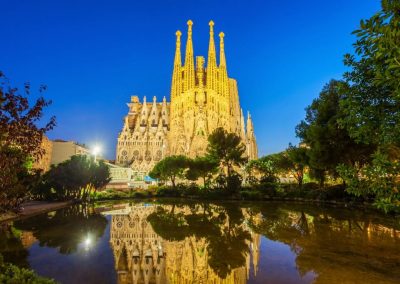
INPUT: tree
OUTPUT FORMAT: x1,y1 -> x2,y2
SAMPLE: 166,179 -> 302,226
33,155 -> 110,201
336,1 -> 400,212
0,72 -> 55,212
206,127 -> 247,190
296,80 -> 375,186
149,155 -> 189,187
245,156 -> 278,184
186,156 -> 218,187
338,150 -> 400,213
339,0 -> 400,146
285,144 -> 309,186
91,160 -> 111,191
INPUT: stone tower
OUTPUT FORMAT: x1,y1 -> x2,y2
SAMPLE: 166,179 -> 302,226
168,20 -> 257,158
116,20 -> 258,177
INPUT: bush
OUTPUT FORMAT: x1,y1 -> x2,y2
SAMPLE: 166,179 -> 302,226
92,190 -> 129,200
130,191 -> 152,199
244,182 -> 279,197
240,191 -> 263,200
181,183 -> 201,196
155,186 -> 182,197
301,182 -> 320,191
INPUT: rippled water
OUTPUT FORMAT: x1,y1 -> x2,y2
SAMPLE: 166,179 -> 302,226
1,200 -> 399,283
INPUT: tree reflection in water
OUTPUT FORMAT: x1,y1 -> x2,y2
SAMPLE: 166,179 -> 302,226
0,201 -> 399,283
0,223 -> 29,268
246,203 -> 400,283
147,203 -> 252,278
14,205 -> 108,254
109,202 -> 259,283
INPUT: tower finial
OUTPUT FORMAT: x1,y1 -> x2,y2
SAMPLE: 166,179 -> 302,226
219,31 -> 228,96
187,20 -> 193,30
219,32 -> 226,67
207,20 -> 217,90
247,111 -> 254,135
171,30 -> 182,98
184,20 -> 195,91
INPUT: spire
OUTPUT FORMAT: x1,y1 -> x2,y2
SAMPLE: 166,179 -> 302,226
240,108 -> 246,139
123,116 -> 130,132
219,32 -> 228,96
219,32 -> 227,69
174,30 -> 182,66
140,96 -> 148,126
149,96 -> 158,127
184,20 -> 195,91
247,111 -> 253,136
161,96 -> 169,127
246,111 -> 258,159
207,20 -> 217,90
171,30 -> 182,98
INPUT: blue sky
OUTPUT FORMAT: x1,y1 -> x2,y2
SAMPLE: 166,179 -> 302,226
1,0 -> 381,159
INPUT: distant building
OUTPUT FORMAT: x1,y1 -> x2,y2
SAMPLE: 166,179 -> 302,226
106,163 -> 157,190
32,135 -> 53,172
50,140 -> 91,165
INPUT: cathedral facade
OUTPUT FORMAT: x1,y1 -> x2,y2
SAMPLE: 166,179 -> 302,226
116,20 -> 258,177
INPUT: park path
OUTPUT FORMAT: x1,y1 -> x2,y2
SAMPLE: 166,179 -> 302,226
0,200 -> 74,222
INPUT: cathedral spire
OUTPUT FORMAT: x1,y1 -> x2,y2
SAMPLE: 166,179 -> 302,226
247,111 -> 254,137
184,20 -> 195,91
219,32 -> 228,96
150,96 -> 158,127
171,30 -> 182,98
161,96 -> 169,127
246,111 -> 258,159
140,96 -> 148,127
207,20 -> 217,90
219,32 -> 227,69
240,108 -> 246,139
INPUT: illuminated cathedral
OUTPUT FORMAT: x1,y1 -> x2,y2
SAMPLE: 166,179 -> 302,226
116,20 -> 258,176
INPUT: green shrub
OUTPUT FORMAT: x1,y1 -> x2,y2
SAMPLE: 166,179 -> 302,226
240,191 -> 263,200
156,186 -> 182,197
301,182 -> 320,191
131,191 -> 152,198
181,183 -> 201,196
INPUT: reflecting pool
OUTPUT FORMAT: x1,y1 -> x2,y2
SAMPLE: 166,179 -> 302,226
1,201 -> 399,283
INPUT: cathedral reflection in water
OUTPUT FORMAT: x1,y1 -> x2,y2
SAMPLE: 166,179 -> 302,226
105,204 -> 261,284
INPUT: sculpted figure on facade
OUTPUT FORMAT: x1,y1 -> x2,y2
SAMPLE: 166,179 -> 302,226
116,20 -> 258,176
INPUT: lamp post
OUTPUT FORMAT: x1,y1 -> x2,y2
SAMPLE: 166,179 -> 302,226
92,145 -> 101,162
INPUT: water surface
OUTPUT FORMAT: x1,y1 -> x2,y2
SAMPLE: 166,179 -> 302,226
1,201 -> 399,283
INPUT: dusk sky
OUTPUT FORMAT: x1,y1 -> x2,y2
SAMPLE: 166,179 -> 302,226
1,0 -> 381,159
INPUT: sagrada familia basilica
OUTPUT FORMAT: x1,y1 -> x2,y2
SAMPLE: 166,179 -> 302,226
116,20 -> 258,176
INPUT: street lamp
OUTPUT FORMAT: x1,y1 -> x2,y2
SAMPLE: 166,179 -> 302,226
92,145 -> 101,162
